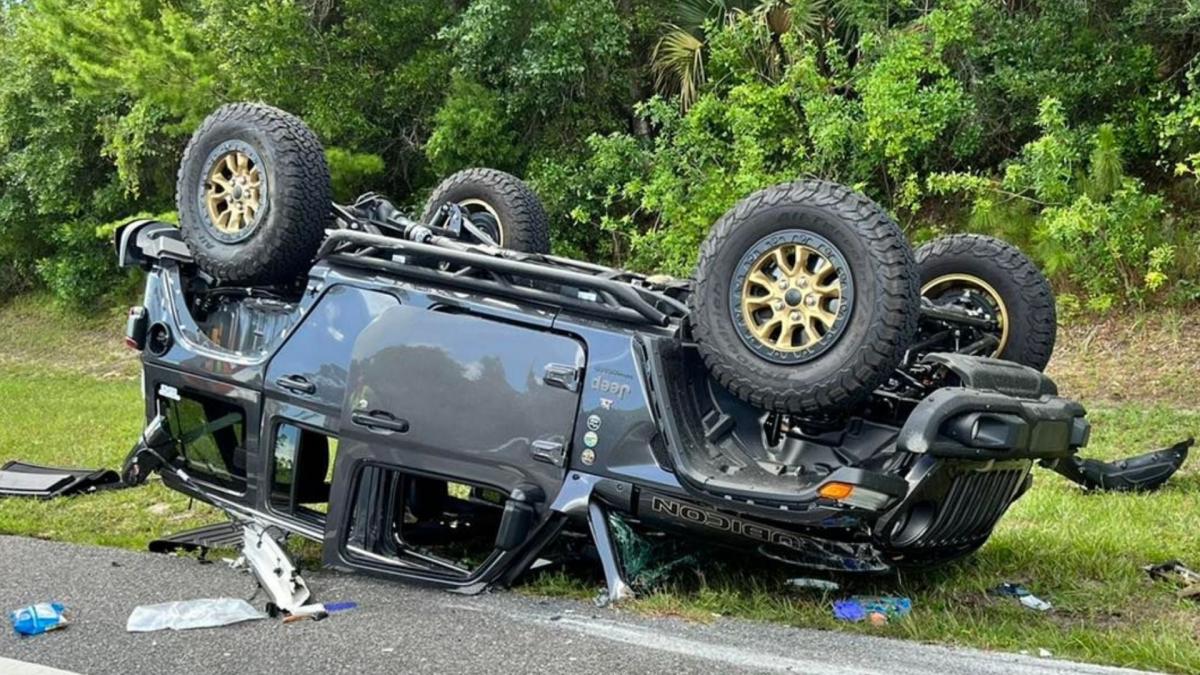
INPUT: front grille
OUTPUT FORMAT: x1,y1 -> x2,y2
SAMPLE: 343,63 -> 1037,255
907,467 -> 1027,549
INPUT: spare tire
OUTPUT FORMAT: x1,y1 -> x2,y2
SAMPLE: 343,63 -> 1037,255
420,168 -> 550,253
915,234 -> 1056,371
690,180 -> 920,415
177,102 -> 331,285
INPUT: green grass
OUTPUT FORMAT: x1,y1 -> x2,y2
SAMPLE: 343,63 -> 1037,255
0,365 -> 218,548
1,296 -> 1198,671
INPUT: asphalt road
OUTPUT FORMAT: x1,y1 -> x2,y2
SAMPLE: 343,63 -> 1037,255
0,535 -> 1154,675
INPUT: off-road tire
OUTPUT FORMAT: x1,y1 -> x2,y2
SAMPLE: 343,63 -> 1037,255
177,102 -> 331,285
420,168 -> 550,253
690,180 -> 920,415
915,234 -> 1056,371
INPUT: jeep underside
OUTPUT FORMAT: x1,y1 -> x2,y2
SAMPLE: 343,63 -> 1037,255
118,213 -> 1093,596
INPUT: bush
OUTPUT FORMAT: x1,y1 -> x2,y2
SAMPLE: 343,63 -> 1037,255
0,0 -> 1198,311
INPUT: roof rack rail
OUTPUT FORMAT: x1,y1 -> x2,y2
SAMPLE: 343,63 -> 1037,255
318,229 -> 684,327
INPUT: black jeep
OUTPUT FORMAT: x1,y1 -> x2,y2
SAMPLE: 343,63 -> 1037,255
115,103 -> 1187,600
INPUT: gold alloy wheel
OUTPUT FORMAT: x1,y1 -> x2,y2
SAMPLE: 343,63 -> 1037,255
204,150 -> 263,234
921,273 -> 1010,355
740,243 -> 843,352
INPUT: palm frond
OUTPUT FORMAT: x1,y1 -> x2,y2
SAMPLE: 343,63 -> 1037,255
751,0 -> 828,38
675,0 -> 725,32
786,0 -> 828,37
652,27 -> 707,109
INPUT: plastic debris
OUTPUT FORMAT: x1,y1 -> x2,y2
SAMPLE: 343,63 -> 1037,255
1144,560 -> 1200,599
126,598 -> 266,632
607,512 -> 698,592
1020,594 -> 1052,612
283,611 -> 327,624
988,582 -> 1052,611
280,601 -> 356,621
788,576 -> 838,591
241,522 -> 310,613
9,602 -> 71,636
1038,648 -> 1053,658
832,599 -> 864,622
832,596 -> 912,624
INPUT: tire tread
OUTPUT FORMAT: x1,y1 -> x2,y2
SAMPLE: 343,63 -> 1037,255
690,180 -> 920,415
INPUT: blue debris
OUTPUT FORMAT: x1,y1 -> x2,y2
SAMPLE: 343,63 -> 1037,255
832,596 -> 912,624
832,599 -> 865,622
9,602 -> 70,636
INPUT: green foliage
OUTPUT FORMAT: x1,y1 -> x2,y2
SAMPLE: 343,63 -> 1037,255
426,78 -> 521,177
0,0 -> 1199,310
930,97 -> 1181,307
326,148 -> 385,202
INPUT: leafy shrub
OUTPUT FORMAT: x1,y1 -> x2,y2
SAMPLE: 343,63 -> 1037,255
426,78 -> 521,177
929,98 -> 1179,307
326,148 -> 386,203
0,0 -> 1198,312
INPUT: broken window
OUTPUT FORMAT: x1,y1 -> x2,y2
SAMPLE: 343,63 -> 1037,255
343,465 -> 507,578
270,423 -> 335,523
159,392 -> 246,492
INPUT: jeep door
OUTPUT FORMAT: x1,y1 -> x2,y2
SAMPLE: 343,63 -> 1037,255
323,303 -> 585,584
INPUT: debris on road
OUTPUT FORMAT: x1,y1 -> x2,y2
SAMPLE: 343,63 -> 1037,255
988,582 -> 1053,612
282,611 -> 328,624
323,601 -> 358,614
1144,560 -> 1200,598
9,601 -> 71,636
126,598 -> 266,632
238,522 -> 311,615
833,596 -> 912,624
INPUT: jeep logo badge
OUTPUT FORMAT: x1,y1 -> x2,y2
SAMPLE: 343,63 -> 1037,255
590,375 -> 631,400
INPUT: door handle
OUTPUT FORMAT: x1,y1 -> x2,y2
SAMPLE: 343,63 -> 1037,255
351,410 -> 409,434
276,374 -> 316,395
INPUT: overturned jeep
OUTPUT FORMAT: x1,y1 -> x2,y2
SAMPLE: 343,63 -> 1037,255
116,103 -> 1188,599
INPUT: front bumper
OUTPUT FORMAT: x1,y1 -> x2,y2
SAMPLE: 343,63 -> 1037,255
896,352 -> 1089,461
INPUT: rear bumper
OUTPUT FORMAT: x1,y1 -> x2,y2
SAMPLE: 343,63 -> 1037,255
638,345 -> 1087,566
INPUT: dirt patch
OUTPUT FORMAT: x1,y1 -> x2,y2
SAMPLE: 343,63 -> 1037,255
1049,308 -> 1200,409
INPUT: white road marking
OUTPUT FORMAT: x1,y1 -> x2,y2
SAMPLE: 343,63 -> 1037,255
0,657 -> 81,675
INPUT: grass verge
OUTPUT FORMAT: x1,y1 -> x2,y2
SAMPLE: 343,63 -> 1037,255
0,296 -> 1197,671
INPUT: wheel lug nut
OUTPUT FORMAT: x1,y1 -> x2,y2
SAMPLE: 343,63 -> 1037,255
797,278 -> 807,287
805,295 -> 817,307
772,301 -> 784,311
790,311 -> 800,321
777,279 -> 788,289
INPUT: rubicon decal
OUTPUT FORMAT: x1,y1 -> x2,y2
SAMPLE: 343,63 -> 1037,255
645,494 -> 809,552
